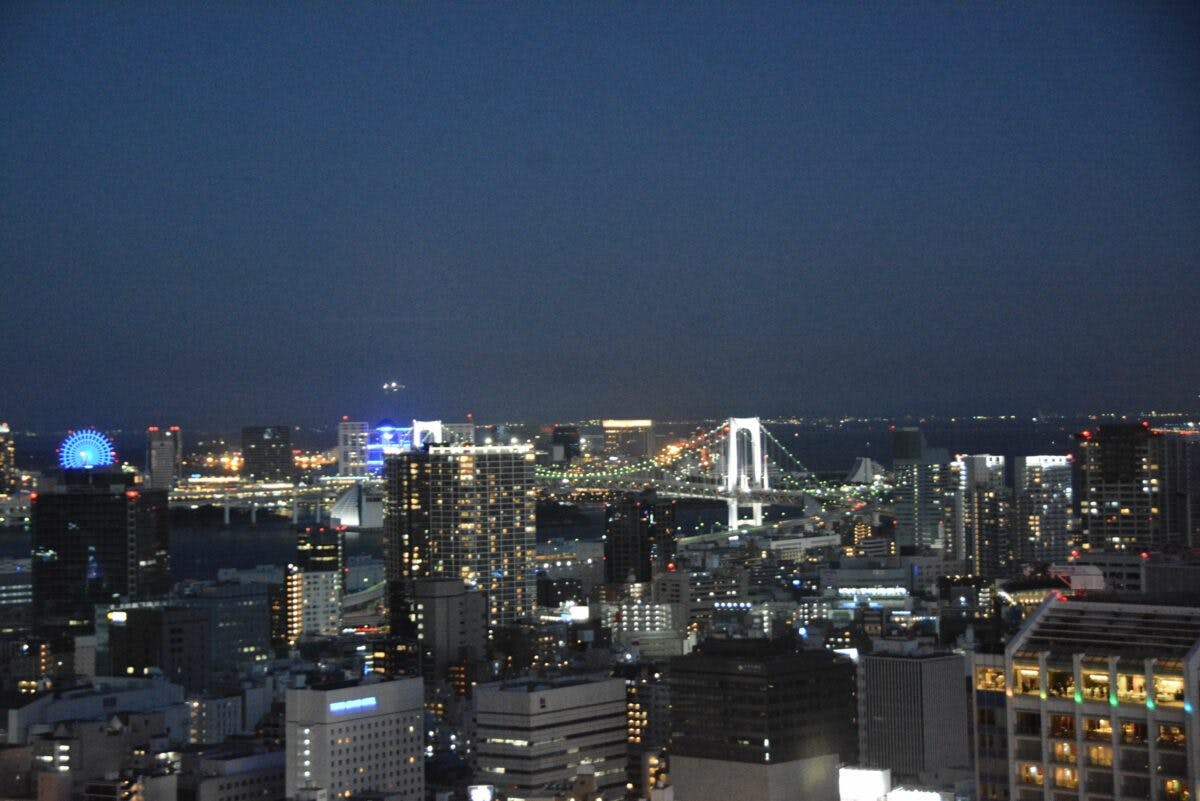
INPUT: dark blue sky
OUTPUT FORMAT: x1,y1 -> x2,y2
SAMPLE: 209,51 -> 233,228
2,4 -> 1198,430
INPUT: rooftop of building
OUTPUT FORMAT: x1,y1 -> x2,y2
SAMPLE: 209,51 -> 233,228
1013,595 -> 1200,661
485,673 -> 615,693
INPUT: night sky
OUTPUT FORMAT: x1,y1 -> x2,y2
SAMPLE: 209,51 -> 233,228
2,4 -> 1198,430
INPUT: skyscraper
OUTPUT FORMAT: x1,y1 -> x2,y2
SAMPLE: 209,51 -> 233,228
0,422 -> 16,492
1013,455 -> 1073,565
145,425 -> 182,490
892,428 -> 956,551
604,491 -> 675,584
336,419 -> 369,477
383,449 -> 431,633
1076,424 -> 1197,551
385,444 -> 536,631
956,455 -> 1012,578
31,469 -> 170,650
240,426 -> 293,482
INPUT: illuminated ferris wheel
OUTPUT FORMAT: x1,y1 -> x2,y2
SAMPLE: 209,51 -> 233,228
58,429 -> 116,469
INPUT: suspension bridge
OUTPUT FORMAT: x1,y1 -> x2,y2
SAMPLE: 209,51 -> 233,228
536,416 -> 833,529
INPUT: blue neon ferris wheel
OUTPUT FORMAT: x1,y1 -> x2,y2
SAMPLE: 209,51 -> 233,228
58,429 -> 116,469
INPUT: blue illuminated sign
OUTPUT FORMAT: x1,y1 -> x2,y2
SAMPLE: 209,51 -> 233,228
329,696 -> 377,714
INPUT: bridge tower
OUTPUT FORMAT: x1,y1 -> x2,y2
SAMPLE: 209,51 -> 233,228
723,417 -> 768,529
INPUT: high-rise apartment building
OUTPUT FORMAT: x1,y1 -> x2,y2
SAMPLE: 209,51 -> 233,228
857,649 -> 971,784
31,469 -> 170,649
284,564 -> 340,644
1002,597 -> 1200,801
145,426 -> 182,490
956,455 -> 1012,578
385,444 -> 536,630
1014,456 -> 1074,565
472,674 -> 628,800
603,491 -> 675,584
336,419 -> 369,477
285,679 -> 424,801
1076,425 -> 1198,551
669,639 -> 858,801
240,426 -> 293,482
0,422 -> 16,492
892,429 -> 957,551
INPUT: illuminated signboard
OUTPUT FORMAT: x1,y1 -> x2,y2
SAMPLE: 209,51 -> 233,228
329,696 -> 377,714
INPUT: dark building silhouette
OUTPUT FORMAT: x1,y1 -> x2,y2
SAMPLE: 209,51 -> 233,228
604,491 -> 675,584
31,469 -> 169,650
383,450 -> 432,636
240,426 -> 294,481
669,639 -> 857,800
549,425 -> 581,464
297,524 -> 345,575
669,638 -> 857,763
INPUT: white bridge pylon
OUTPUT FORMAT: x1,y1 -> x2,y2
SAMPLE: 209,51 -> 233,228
723,416 -> 768,529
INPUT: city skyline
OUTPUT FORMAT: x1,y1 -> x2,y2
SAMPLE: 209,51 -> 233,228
3,5 -> 1198,429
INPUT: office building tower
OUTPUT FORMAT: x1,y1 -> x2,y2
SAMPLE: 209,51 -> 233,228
602,419 -> 656,459
32,469 -> 169,649
0,421 -> 16,492
145,426 -> 182,491
285,678 -> 424,800
1004,597 -> 1200,801
336,419 -> 369,477
956,455 -> 1012,578
240,426 -> 293,482
604,491 -> 676,584
403,578 -> 487,688
857,649 -> 971,784
1014,456 -> 1074,565
892,429 -> 957,551
473,674 -> 628,800
385,444 -> 536,631
668,639 -> 857,801
1076,424 -> 1199,551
